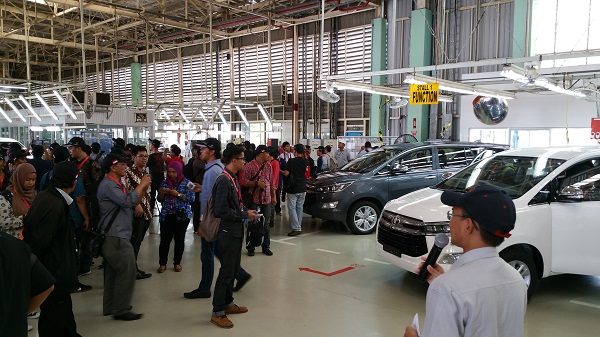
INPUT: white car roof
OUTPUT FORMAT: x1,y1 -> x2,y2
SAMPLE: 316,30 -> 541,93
496,146 -> 600,161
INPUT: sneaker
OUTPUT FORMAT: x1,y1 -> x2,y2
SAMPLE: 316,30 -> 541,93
211,314 -> 233,329
77,269 -> 91,277
27,311 -> 40,319
247,250 -> 255,256
224,304 -> 248,315
233,274 -> 252,292
287,230 -> 302,237
262,248 -> 273,256
183,289 -> 211,299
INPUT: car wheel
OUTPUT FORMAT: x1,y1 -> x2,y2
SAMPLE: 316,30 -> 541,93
346,201 -> 380,235
500,247 -> 538,301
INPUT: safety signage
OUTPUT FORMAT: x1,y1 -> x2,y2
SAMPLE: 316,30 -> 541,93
410,83 -> 439,105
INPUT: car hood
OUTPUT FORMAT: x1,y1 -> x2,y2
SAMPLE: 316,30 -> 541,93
384,187 -> 450,222
309,170 -> 362,185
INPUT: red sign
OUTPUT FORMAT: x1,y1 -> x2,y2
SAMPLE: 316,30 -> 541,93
412,118 -> 417,129
591,118 -> 600,139
299,266 -> 355,277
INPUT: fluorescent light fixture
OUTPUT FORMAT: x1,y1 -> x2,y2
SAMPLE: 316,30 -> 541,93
235,106 -> 250,127
500,65 -> 586,98
154,120 -> 159,126
179,110 -> 190,124
0,89 -> 10,93
218,111 -> 229,128
161,109 -> 171,121
45,126 -> 61,132
331,79 -> 454,103
30,126 -> 44,131
53,90 -> 77,119
4,98 -> 26,122
0,84 -> 27,90
19,95 -> 42,121
197,108 -> 207,122
257,104 -> 273,130
34,93 -> 59,120
0,107 -> 12,123
405,73 -> 516,100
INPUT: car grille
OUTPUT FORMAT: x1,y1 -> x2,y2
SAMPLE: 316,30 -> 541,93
377,210 -> 428,257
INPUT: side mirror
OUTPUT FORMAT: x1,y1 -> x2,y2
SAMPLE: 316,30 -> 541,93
441,172 -> 454,181
557,185 -> 584,203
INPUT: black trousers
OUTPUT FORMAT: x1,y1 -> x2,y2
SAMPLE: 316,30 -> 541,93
159,214 -> 188,266
191,192 -> 201,232
39,292 -> 81,337
130,216 -> 151,261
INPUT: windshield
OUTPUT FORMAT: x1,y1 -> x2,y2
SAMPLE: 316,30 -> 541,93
436,155 -> 566,198
341,148 -> 403,173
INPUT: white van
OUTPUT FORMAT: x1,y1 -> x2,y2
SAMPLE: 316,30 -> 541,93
376,146 -> 600,299
0,137 -> 25,152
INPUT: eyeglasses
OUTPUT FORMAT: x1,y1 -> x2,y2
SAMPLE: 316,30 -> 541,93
447,210 -> 470,221
235,156 -> 246,161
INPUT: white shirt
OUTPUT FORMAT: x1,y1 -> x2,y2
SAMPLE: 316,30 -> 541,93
279,151 -> 293,163
423,247 -> 527,337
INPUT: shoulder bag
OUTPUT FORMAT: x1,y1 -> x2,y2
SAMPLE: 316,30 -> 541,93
90,207 -> 122,258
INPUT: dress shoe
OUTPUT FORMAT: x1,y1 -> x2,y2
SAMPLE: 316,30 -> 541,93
287,230 -> 302,237
104,306 -> 132,316
113,312 -> 142,321
74,282 -> 92,293
136,271 -> 152,280
224,304 -> 248,315
247,250 -> 255,256
174,264 -> 182,272
262,248 -> 273,256
183,289 -> 211,299
157,265 -> 166,273
211,314 -> 233,329
233,274 -> 252,292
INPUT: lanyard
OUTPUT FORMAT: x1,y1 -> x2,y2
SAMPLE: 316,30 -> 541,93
105,174 -> 126,195
77,156 -> 90,170
222,171 -> 243,208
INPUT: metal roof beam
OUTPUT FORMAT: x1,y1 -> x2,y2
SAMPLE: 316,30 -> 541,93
0,31 -> 131,55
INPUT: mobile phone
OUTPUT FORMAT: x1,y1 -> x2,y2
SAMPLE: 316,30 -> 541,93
34,140 -> 43,145
187,181 -> 195,190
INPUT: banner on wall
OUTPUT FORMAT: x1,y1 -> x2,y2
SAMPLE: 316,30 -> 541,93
591,118 -> 600,139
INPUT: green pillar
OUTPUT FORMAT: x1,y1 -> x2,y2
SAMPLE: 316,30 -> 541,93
131,63 -> 142,106
407,8 -> 433,141
512,0 -> 531,58
369,18 -> 387,137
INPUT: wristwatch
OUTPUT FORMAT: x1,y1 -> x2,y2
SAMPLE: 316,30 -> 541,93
177,193 -> 182,198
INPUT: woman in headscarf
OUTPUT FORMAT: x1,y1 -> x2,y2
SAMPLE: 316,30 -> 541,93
0,154 -> 10,192
157,161 -> 195,273
0,163 -> 37,238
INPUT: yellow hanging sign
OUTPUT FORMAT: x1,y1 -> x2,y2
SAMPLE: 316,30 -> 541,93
410,83 -> 439,105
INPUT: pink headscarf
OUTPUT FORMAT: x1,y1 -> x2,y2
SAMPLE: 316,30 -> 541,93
166,161 -> 184,191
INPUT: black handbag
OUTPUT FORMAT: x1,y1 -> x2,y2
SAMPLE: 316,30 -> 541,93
90,207 -> 121,258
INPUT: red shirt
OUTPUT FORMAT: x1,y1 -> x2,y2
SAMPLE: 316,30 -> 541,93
270,159 -> 280,189
166,156 -> 183,165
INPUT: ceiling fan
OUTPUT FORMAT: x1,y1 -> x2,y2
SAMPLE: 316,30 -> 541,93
316,84 -> 340,103
573,82 -> 600,102
511,66 -> 549,90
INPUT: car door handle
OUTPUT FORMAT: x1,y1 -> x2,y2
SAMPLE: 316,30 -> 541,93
424,175 -> 437,179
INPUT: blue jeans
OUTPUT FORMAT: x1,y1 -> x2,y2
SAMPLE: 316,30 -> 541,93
287,192 -> 306,231
212,234 -> 243,314
198,237 -> 250,293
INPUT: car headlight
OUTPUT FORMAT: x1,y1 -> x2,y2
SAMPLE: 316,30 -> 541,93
316,182 -> 353,193
321,202 -> 339,209
424,221 -> 450,234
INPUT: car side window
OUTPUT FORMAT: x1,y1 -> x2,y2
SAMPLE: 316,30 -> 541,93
399,149 -> 433,171
559,159 -> 600,202
437,147 -> 475,169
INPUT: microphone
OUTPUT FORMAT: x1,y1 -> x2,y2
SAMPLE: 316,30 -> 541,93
418,233 -> 450,283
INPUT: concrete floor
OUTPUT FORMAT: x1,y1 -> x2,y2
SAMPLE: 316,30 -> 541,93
28,207 -> 600,336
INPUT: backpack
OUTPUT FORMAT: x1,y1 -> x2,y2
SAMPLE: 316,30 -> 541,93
246,213 -> 265,249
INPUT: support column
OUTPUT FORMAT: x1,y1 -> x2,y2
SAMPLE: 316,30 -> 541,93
407,6 -> 433,141
512,0 -> 531,59
369,18 -> 387,137
131,62 -> 142,107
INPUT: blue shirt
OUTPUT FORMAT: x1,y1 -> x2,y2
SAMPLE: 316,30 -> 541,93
158,178 -> 195,222
200,159 -> 224,214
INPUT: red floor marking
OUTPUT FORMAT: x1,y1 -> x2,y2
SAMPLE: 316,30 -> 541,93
299,266 -> 355,277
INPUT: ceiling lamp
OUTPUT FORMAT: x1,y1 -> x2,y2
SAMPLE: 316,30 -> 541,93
500,65 -> 585,98
405,74 -> 516,100
4,98 -> 27,122
257,104 -> 273,131
53,90 -> 77,119
331,79 -> 454,102
235,106 -> 250,127
34,93 -> 59,120
0,107 -> 12,123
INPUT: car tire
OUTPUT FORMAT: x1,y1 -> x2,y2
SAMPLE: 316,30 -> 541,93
500,247 -> 538,301
346,201 -> 380,235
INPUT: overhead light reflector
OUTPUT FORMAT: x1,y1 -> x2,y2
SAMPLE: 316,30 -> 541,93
235,106 -> 250,127
500,65 -> 586,98
46,126 -> 61,132
53,90 -> 77,119
4,98 -> 26,122
257,104 -> 273,131
0,107 -> 13,123
30,126 -> 44,131
35,93 -> 59,120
